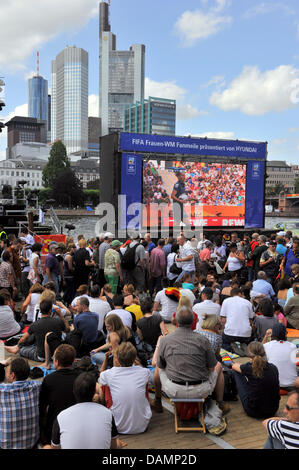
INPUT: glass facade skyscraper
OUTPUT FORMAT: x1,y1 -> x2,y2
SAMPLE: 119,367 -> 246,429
124,97 -> 176,136
99,1 -> 145,135
51,46 -> 88,156
28,75 -> 48,128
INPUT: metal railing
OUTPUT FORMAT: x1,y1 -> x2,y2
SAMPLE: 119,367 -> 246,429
49,206 -> 62,234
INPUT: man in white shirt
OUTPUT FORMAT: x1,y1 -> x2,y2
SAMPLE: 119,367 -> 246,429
220,287 -> 254,352
153,278 -> 180,322
99,342 -> 152,435
106,295 -> 133,329
193,287 -> 221,331
88,285 -> 111,332
175,235 -> 195,282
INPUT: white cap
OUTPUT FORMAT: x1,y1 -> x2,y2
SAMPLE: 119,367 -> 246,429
277,231 -> 286,236
104,232 -> 114,239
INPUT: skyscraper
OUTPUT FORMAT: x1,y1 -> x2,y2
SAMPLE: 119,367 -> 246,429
51,46 -> 88,156
99,1 -> 145,135
28,75 -> 48,128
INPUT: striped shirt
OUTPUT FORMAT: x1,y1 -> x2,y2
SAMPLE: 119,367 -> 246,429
267,419 -> 299,449
0,380 -> 41,449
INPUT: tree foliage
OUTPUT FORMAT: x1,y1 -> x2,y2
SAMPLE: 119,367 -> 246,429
42,140 -> 70,187
51,169 -> 84,207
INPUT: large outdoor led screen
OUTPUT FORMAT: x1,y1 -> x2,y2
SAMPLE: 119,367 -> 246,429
142,160 -> 247,227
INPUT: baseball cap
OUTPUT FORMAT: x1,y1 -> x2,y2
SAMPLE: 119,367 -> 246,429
111,240 -> 122,248
104,232 -> 114,239
49,241 -> 58,248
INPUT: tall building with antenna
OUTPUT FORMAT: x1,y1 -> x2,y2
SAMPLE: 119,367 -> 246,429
28,52 -> 49,136
99,0 -> 145,135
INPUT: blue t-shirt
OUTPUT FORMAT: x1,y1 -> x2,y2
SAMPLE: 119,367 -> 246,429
276,244 -> 287,256
73,311 -> 99,343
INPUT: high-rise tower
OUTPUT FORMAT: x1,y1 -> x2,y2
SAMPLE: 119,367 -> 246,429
99,1 -> 145,135
51,46 -> 88,156
28,52 -> 48,133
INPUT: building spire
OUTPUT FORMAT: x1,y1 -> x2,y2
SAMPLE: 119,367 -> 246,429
37,51 -> 39,77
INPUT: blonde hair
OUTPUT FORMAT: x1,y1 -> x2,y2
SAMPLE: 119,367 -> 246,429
178,295 -> 192,310
29,283 -> 44,294
124,284 -> 135,295
38,289 -> 56,305
115,342 -> 137,367
201,314 -> 222,332
248,341 -> 267,379
78,238 -> 87,248
105,314 -> 131,342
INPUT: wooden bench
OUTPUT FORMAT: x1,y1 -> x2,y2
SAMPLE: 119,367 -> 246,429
170,398 -> 206,434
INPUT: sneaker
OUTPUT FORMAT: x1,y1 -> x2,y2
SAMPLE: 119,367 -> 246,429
150,398 -> 163,413
231,342 -> 246,357
240,343 -> 249,356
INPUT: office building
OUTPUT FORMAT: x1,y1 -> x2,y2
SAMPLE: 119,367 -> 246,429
0,159 -> 45,189
266,160 -> 295,193
5,116 -> 47,159
51,46 -> 88,156
124,97 -> 176,135
99,1 -> 145,135
28,75 -> 48,131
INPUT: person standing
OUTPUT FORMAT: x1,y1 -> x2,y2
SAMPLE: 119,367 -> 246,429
104,240 -> 123,295
175,235 -> 195,282
43,242 -> 61,295
73,239 -> 92,289
149,239 -> 166,297
98,232 -> 114,289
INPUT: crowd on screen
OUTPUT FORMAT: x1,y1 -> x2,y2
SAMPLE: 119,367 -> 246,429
143,161 -> 246,206
0,227 -> 298,449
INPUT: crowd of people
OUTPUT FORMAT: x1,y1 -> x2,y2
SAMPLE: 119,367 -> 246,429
0,227 -> 298,449
143,161 -> 246,207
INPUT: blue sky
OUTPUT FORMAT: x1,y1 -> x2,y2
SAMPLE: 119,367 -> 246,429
1,0 -> 299,164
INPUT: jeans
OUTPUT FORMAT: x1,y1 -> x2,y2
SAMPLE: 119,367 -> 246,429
263,436 -> 285,449
149,275 -> 163,297
176,270 -> 195,283
222,333 -> 251,352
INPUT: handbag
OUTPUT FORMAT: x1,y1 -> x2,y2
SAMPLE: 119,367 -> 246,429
169,255 -> 182,275
27,268 -> 38,284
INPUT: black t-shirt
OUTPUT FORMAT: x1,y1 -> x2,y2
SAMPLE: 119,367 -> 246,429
253,245 -> 268,270
137,314 -> 163,349
240,362 -> 280,418
73,248 -> 90,272
28,316 -> 66,358
39,368 -> 81,442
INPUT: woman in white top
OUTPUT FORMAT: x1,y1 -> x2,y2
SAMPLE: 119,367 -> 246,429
166,243 -> 180,286
223,243 -> 245,276
21,283 -> 44,323
28,243 -> 43,285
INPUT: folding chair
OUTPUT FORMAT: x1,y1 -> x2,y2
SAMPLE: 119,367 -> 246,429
170,398 -> 206,434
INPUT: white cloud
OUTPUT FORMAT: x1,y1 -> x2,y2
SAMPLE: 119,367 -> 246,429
244,2 -> 295,19
0,103 -> 28,155
145,77 -> 204,121
0,0 -> 99,71
24,70 -> 37,81
88,94 -> 99,117
191,131 -> 235,139
210,65 -> 299,115
201,75 -> 226,89
174,2 -> 232,47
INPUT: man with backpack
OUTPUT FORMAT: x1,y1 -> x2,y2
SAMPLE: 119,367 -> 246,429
121,234 -> 146,293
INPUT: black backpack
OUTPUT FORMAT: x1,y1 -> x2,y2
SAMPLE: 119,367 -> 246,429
121,243 -> 139,271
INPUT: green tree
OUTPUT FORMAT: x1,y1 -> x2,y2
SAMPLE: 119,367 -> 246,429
83,189 -> 99,206
51,169 -> 84,207
42,140 -> 70,187
86,179 -> 100,190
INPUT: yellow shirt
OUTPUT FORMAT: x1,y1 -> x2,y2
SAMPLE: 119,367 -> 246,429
125,304 -> 143,321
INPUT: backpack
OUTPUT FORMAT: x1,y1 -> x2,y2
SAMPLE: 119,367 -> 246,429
169,255 -> 182,275
120,243 -> 139,271
222,365 -> 238,401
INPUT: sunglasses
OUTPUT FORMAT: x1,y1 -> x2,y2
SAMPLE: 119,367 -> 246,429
285,404 -> 299,411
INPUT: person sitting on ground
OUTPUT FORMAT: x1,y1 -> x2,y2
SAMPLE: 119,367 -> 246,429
152,277 -> 180,323
39,344 -> 80,445
4,299 -> 70,363
88,284 -> 111,333
137,298 -> 169,351
73,296 -> 105,357
219,279 -> 239,304
277,278 -> 292,308
69,284 -> 90,315
252,271 -> 276,300
273,304 -> 287,327
196,314 -> 223,361
123,284 -> 140,307
34,288 -> 70,322
100,284 -> 115,309
99,342 -> 152,435
45,372 -> 118,449
105,294 -> 135,331
283,280 -> 299,329
151,305 -> 227,414
91,314 -> 134,367
262,323 -> 298,390
0,357 -> 42,449
21,283 -> 44,324
253,298 -> 278,342
231,341 -> 280,419
262,389 -> 299,449
220,287 -> 254,354
0,292 -> 23,340
172,295 -> 198,331
194,287 -> 221,331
